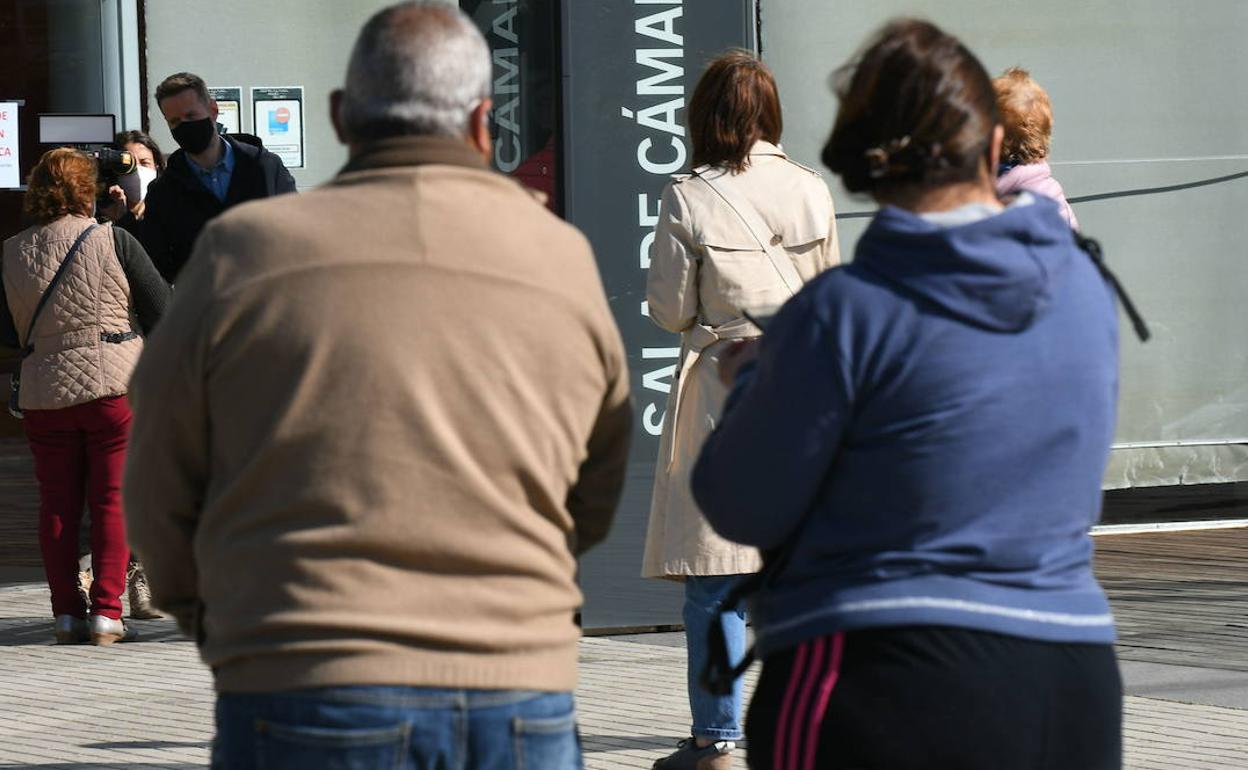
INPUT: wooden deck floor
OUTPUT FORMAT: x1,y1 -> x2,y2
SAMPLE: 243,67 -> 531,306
0,437 -> 41,569
1,434 -> 1246,675
1098,529 -> 1248,671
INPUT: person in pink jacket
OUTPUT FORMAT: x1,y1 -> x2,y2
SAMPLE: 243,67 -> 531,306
994,67 -> 1080,229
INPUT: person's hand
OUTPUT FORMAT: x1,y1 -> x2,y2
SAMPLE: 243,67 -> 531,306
97,185 -> 128,222
717,339 -> 761,387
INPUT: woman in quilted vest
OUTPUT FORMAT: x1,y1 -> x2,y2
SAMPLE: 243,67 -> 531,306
1,148 -> 169,645
642,51 -> 840,770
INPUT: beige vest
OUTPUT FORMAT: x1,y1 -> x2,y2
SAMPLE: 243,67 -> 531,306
2,215 -> 142,410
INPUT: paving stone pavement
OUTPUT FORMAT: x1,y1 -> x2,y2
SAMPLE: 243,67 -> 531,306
2,583 -> 1247,769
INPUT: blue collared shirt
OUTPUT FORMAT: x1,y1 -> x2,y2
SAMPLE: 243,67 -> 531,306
185,136 -> 235,203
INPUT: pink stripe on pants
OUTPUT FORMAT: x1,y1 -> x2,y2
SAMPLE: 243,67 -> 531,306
771,634 -> 846,770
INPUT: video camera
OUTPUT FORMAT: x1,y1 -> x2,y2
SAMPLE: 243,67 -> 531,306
85,146 -> 137,176
38,113 -> 137,207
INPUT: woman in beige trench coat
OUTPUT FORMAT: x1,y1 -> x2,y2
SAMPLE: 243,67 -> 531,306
642,51 -> 839,770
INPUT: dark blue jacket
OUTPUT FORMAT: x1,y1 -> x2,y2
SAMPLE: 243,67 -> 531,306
692,196 -> 1119,655
140,136 -> 297,284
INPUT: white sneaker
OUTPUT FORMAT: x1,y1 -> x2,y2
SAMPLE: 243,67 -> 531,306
88,614 -> 136,645
53,615 -> 89,644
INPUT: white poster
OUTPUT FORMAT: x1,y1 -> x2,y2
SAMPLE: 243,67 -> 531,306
251,86 -> 304,169
208,87 -> 243,135
0,103 -> 19,189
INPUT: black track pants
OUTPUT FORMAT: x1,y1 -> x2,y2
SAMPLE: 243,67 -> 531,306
746,626 -> 1122,770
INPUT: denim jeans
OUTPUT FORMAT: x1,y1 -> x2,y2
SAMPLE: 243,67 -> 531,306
213,686 -> 582,770
685,575 -> 747,741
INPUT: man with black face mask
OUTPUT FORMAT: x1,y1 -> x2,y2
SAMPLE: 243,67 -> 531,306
140,72 -> 297,283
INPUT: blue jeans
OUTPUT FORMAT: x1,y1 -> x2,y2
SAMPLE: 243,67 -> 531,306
212,687 -> 582,770
685,575 -> 747,741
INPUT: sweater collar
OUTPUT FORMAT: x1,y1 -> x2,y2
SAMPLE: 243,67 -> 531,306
749,140 -> 786,158
339,136 -> 488,176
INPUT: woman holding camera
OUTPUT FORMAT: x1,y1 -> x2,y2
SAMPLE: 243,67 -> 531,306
98,130 -> 165,232
642,50 -> 839,770
1,148 -> 169,644
693,20 -> 1123,769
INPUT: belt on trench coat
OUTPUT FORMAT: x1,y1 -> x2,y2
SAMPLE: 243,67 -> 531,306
666,316 -> 761,469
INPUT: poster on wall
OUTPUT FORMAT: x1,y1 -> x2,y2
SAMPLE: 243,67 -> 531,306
251,87 -> 304,168
208,87 -> 242,134
0,102 -> 20,189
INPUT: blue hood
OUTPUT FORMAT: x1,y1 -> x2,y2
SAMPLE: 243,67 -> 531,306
855,196 -> 1075,332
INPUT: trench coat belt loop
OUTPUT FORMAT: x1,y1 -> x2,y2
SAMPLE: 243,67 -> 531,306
666,316 -> 761,469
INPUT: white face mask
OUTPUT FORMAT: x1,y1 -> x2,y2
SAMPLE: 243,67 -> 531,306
117,165 -> 158,207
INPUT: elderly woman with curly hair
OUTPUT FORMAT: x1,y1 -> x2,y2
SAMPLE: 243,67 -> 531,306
1,148 -> 169,645
994,67 -> 1080,228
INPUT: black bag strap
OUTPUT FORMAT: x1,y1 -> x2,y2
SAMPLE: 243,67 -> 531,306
700,571 -> 763,696
20,224 -> 98,358
1074,232 -> 1151,343
700,541 -> 803,696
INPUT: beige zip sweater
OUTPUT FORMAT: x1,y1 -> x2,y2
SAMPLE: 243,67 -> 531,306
124,137 -> 632,693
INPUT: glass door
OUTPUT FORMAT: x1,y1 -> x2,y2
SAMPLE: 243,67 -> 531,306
461,0 -> 561,213
0,0 -> 115,233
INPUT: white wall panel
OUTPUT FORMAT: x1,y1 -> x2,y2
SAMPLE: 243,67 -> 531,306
763,1 -> 1248,487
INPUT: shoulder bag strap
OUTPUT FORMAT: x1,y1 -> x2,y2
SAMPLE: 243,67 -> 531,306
1073,231 -> 1150,343
20,223 -> 98,358
695,172 -> 805,297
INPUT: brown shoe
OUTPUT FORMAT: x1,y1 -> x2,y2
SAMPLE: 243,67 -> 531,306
77,568 -> 92,609
652,738 -> 735,770
126,562 -> 162,619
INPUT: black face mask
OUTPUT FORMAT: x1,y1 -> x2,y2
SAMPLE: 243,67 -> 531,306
171,117 -> 217,155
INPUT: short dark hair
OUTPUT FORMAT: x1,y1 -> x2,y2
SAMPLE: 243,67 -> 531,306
821,19 -> 999,195
688,50 -> 783,174
155,72 -> 210,108
114,130 -> 166,171
24,148 -> 97,224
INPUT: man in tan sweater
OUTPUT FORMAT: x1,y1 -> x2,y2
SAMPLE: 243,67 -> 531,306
123,3 -> 631,767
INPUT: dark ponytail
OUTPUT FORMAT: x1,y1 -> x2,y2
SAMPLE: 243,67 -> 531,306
822,19 -> 999,195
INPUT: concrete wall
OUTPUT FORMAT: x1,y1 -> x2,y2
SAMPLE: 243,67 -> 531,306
762,1 -> 1248,487
142,0 -> 420,189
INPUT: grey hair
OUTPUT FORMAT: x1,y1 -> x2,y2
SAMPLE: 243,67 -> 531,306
340,1 -> 491,142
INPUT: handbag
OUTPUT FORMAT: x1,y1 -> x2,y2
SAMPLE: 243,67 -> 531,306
8,224 -> 98,419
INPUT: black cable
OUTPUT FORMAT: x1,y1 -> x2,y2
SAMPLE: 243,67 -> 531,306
1068,169 -> 1248,204
833,168 -> 1248,220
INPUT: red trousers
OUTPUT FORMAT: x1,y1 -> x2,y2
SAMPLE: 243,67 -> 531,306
24,396 -> 132,620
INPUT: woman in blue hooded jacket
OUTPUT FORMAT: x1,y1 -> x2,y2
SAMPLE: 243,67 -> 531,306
692,19 -> 1123,770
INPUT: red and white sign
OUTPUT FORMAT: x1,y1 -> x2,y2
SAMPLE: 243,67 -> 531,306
0,103 -> 19,189
251,86 -> 304,169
